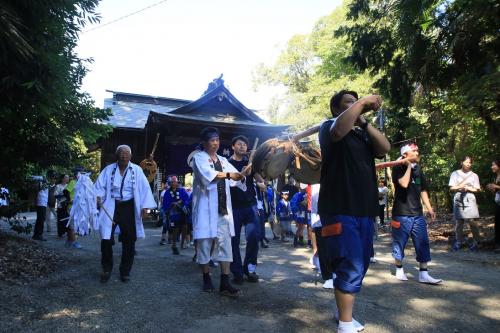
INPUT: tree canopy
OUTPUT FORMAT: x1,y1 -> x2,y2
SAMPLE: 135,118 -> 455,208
254,0 -> 499,212
0,0 -> 111,189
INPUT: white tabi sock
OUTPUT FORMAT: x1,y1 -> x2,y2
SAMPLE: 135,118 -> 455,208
338,320 -> 356,333
418,270 -> 443,284
395,267 -> 408,281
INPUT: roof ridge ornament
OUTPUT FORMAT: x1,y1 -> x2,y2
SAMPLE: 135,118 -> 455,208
203,74 -> 224,95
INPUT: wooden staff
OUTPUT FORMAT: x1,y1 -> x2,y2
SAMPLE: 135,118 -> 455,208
151,132 -> 160,156
246,137 -> 259,167
291,124 -> 321,142
375,158 -> 414,170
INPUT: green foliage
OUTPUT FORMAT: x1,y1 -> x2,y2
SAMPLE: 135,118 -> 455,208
0,0 -> 111,190
338,0 -> 500,212
256,0 -> 499,213
253,2 -> 377,131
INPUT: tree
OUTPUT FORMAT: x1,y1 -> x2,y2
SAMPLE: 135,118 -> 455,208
337,0 -> 500,211
253,2 -> 376,131
0,0 -> 111,189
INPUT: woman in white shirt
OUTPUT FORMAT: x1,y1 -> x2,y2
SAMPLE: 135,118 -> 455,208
449,156 -> 481,251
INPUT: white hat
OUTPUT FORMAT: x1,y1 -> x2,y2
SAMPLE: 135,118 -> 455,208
299,183 -> 308,190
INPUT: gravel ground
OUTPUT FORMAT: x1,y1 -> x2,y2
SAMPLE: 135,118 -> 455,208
0,215 -> 499,333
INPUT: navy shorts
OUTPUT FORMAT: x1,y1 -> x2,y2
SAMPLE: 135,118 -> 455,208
295,211 -> 311,225
320,214 -> 374,294
391,215 -> 431,263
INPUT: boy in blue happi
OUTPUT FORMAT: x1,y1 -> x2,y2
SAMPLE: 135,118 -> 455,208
162,175 -> 190,255
291,184 -> 309,247
276,191 -> 292,242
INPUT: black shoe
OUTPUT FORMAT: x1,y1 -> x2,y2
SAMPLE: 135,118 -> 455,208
203,274 -> 214,292
273,235 -> 279,240
192,254 -> 197,262
245,272 -> 259,283
100,271 -> 111,283
232,275 -> 244,285
220,275 -> 240,297
260,241 -> 269,249
120,275 -> 130,283
160,239 -> 166,245
172,247 -> 180,255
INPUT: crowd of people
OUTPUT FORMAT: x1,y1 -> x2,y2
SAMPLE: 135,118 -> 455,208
9,90 -> 500,333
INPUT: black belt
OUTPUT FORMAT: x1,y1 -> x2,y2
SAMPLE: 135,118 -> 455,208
115,198 -> 134,205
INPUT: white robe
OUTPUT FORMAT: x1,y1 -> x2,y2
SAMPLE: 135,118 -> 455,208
191,151 -> 246,240
94,162 -> 156,240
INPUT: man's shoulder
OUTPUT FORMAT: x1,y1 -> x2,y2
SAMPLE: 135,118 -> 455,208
193,150 -> 207,161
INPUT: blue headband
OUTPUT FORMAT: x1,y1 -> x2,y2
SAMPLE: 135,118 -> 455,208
202,132 -> 219,141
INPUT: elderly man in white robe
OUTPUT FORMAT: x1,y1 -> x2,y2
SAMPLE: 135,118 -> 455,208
191,127 -> 250,297
95,145 -> 156,283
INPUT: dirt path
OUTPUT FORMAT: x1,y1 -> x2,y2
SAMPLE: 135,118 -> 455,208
0,222 -> 499,333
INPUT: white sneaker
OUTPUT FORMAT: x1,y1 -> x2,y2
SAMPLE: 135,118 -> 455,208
353,318 -> 365,332
418,271 -> 443,285
333,312 -> 365,332
395,267 -> 408,281
369,257 -> 377,263
323,279 -> 334,289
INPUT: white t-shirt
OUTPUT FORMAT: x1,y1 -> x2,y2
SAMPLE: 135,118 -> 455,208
378,186 -> 389,206
37,188 -> 48,207
448,170 -> 480,190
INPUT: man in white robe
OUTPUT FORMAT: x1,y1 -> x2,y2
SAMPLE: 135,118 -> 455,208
191,127 -> 249,296
94,145 -> 156,283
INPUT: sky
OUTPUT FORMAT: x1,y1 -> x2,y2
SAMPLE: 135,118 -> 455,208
77,0 -> 342,111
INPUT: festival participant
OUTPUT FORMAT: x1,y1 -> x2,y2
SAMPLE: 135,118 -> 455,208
276,191 -> 292,242
32,173 -> 49,241
256,181 -> 269,249
391,143 -> 442,285
191,127 -> 248,296
318,90 -> 390,333
0,182 -> 9,207
449,156 -> 481,251
94,145 -> 156,283
378,179 -> 389,226
266,183 -> 279,240
282,176 -> 299,199
228,135 -> 262,283
486,160 -> 500,246
45,171 -> 57,233
55,174 -> 70,238
291,184 -> 308,247
162,175 -> 189,255
64,168 -> 85,249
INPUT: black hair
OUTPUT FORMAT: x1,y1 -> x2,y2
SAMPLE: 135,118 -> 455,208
460,156 -> 473,164
200,127 -> 220,142
493,160 -> 500,168
330,90 -> 358,115
231,135 -> 249,146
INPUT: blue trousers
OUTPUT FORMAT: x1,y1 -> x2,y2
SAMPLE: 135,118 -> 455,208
230,206 -> 261,278
391,215 -> 431,263
320,214 -> 374,294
